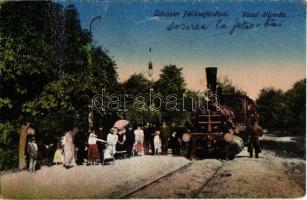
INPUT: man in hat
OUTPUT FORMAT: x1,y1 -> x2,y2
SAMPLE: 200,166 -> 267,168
27,136 -> 38,172
247,120 -> 264,158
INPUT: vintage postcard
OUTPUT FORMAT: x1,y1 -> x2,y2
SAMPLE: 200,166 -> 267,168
0,0 -> 306,199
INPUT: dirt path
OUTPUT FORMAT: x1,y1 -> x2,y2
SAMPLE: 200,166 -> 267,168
1,148 -> 305,198
1,156 -> 190,199
198,150 -> 305,198
128,149 -> 305,198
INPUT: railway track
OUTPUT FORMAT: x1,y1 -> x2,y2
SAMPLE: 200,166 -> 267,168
120,159 -> 226,199
119,161 -> 193,199
191,161 -> 226,198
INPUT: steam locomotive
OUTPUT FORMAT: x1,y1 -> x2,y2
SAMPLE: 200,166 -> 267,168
185,67 -> 258,159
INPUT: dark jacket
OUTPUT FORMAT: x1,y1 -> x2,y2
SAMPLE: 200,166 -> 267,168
160,125 -> 170,140
249,124 -> 263,140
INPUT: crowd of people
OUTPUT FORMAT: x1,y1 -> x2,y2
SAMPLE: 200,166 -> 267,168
25,121 -> 189,172
24,119 -> 263,172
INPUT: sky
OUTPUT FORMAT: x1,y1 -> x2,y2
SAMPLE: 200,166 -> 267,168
58,0 -> 306,99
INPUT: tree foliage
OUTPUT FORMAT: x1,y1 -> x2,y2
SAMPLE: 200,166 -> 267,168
123,73 -> 150,95
256,79 -> 306,134
217,77 -> 246,96
154,65 -> 186,122
256,88 -> 288,130
154,65 -> 186,96
121,73 -> 160,124
0,1 -> 118,170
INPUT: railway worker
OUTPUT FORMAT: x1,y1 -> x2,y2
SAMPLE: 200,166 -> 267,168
160,122 -> 170,155
247,120 -> 263,158
184,129 -> 193,160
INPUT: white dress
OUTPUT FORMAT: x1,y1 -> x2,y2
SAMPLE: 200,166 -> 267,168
134,129 -> 144,144
105,133 -> 118,158
134,129 -> 144,155
154,135 -> 161,153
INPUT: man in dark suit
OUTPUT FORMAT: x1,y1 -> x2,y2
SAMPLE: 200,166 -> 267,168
125,125 -> 135,157
160,122 -> 170,155
143,123 -> 151,155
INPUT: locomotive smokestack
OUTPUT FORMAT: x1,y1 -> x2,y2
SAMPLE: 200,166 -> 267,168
205,67 -> 218,94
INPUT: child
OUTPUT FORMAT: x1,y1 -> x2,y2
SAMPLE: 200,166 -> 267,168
53,141 -> 63,165
27,136 -> 38,172
154,131 -> 161,155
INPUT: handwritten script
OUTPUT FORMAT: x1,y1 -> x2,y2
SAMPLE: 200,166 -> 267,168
157,10 -> 286,35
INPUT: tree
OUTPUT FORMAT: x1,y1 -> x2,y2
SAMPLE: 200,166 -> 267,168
154,65 -> 186,122
256,79 -> 306,135
217,77 -> 246,96
121,73 -> 156,124
92,46 -> 118,93
256,88 -> 288,131
285,79 -> 306,134
123,73 -> 150,95
154,65 -> 186,96
0,1 -> 118,170
0,1 -> 65,170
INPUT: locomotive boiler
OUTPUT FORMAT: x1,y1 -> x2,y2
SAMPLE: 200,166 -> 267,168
185,67 -> 258,159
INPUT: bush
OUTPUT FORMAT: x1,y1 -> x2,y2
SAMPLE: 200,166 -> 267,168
0,122 -> 19,170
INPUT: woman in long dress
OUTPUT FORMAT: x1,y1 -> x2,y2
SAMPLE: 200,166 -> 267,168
62,131 -> 76,168
154,131 -> 162,155
87,131 -> 107,165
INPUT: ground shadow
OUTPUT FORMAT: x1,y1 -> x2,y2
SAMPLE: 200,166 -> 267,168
260,139 -> 305,159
